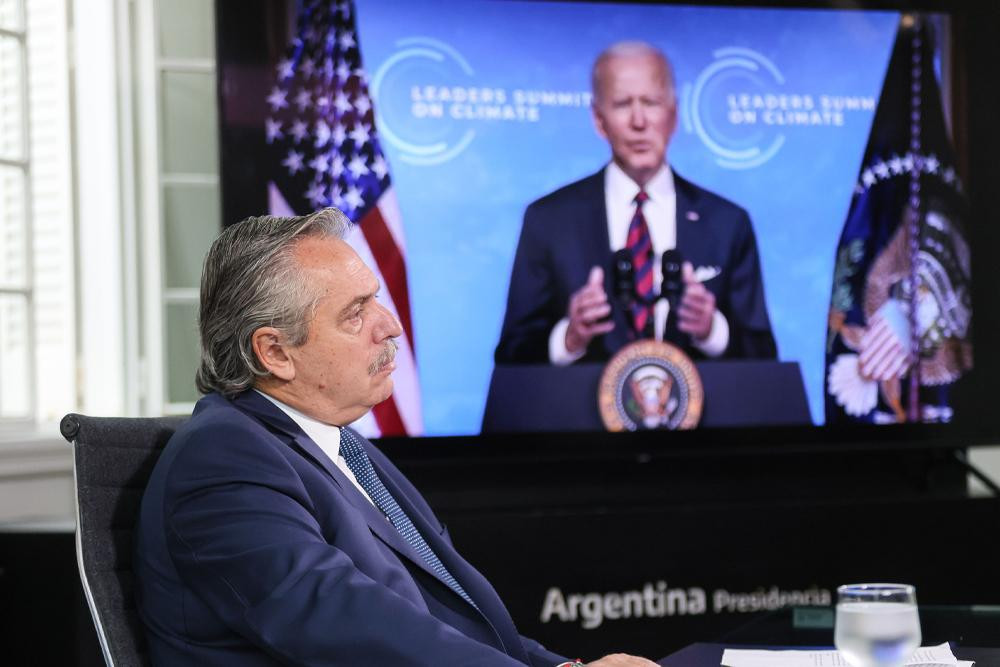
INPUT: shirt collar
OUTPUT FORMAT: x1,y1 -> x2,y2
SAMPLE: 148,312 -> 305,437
254,389 -> 342,455
605,161 -> 674,204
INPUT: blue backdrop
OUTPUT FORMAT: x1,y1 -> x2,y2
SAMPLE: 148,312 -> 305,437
355,0 -> 900,435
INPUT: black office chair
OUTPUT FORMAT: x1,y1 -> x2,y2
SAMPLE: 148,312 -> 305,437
60,413 -> 186,667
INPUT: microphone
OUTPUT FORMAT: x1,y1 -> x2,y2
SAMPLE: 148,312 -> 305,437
657,249 -> 685,341
611,249 -> 635,307
661,249 -> 684,311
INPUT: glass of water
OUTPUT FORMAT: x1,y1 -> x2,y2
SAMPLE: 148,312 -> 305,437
835,583 -> 921,667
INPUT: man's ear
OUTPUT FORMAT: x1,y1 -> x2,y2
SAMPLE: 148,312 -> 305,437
252,327 -> 295,381
591,103 -> 609,142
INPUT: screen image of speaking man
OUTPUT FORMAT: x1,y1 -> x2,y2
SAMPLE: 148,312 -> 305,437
495,41 -> 777,365
134,208 -> 658,667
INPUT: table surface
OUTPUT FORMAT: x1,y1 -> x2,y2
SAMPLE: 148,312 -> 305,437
658,606 -> 1000,667
659,643 -> 1000,667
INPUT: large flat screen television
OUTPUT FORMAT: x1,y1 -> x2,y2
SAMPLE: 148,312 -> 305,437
214,0 -> 1000,452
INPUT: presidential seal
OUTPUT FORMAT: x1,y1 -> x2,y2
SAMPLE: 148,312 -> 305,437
598,340 -> 704,431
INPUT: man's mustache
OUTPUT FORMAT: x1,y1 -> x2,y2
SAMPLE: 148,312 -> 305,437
368,338 -> 398,376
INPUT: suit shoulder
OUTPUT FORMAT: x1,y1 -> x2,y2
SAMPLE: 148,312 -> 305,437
524,171 -> 603,216
176,394 -> 269,445
161,395 -> 288,479
677,173 -> 750,221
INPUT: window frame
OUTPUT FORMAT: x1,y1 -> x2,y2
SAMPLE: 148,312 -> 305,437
0,0 -> 38,428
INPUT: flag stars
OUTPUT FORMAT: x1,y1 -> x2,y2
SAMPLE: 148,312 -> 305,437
305,182 -> 327,207
344,185 -> 364,211
300,57 -> 316,79
331,184 -> 345,209
266,9 -> 396,220
266,87 -> 288,111
282,150 -> 304,175
354,95 -> 372,116
290,120 -> 308,143
334,91 -> 353,114
309,153 -> 330,174
331,153 -> 345,177
265,118 -> 284,143
855,152 -> 958,194
349,122 -> 370,147
314,119 -> 332,147
277,58 -> 295,80
347,154 -> 370,178
336,61 -> 352,82
332,122 -> 347,147
294,89 -> 312,111
372,154 -> 388,181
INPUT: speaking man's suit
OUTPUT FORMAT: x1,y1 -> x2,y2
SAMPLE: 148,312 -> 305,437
135,390 -> 565,666
494,168 -> 777,364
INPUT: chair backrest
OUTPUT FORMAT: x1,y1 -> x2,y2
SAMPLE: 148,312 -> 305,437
60,413 -> 186,667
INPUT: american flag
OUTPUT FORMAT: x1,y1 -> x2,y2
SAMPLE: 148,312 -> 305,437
265,0 -> 423,437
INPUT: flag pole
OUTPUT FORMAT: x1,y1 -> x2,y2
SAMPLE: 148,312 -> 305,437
906,14 -> 923,422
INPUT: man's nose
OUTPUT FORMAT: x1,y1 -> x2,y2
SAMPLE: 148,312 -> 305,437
373,300 -> 403,340
630,101 -> 647,128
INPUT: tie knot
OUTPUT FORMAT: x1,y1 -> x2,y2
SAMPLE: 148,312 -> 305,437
634,190 -> 649,206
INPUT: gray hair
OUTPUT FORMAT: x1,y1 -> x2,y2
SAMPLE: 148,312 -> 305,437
195,207 -> 352,397
591,41 -> 676,105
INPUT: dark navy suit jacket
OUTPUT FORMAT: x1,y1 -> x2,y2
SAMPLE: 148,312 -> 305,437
135,391 -> 565,666
495,168 -> 777,363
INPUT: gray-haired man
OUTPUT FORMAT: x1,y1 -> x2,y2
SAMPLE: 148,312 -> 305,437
135,208 -> 658,666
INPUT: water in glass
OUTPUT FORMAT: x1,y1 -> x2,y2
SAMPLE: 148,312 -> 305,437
835,584 -> 921,667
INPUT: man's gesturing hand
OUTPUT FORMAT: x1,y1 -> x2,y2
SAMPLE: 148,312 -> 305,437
677,261 -> 716,341
565,266 -> 615,354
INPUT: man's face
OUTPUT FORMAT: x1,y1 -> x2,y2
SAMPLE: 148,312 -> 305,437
281,236 -> 402,425
592,53 -> 677,186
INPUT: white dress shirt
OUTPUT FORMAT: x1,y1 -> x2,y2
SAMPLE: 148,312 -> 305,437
549,162 -> 729,364
255,390 -> 377,508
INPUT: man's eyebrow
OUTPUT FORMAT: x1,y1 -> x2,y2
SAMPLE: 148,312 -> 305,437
338,294 -> 371,318
337,284 -> 381,319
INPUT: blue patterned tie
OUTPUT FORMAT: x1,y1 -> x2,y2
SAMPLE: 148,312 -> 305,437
338,428 -> 478,609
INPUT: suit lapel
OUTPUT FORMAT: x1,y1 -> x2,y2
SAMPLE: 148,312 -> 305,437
581,168 -> 612,267
231,391 -> 344,484
230,392 -> 451,587
363,437 -> 527,660
674,170 -> 703,260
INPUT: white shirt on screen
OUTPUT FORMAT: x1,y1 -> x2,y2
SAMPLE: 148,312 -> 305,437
548,162 -> 729,364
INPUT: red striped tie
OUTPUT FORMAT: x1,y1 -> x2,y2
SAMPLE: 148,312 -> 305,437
626,190 -> 655,336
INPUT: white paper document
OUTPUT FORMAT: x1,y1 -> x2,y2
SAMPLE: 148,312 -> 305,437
721,642 -> 972,667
